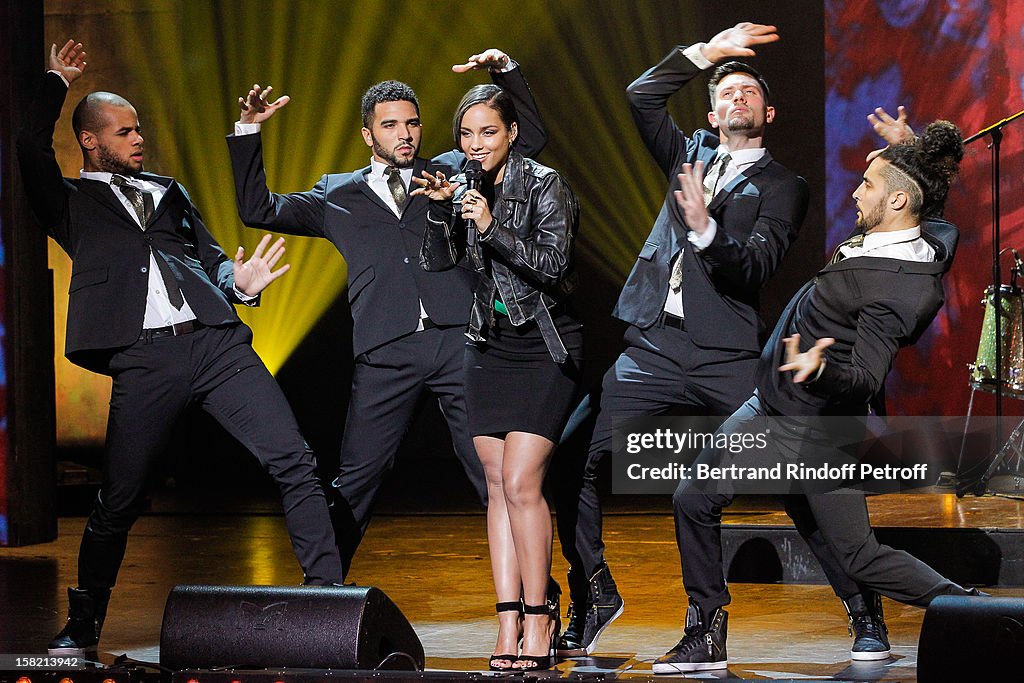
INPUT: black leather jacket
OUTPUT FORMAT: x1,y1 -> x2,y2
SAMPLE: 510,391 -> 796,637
420,149 -> 580,362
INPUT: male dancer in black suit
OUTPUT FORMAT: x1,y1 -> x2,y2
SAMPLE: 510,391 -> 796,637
554,21 -> 816,656
659,120 -> 981,673
557,22 -> 894,661
18,40 -> 344,655
226,50 -> 546,576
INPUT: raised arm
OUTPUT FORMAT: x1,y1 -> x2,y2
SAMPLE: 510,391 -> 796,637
454,48 -> 547,158
226,88 -> 327,238
625,46 -> 704,177
626,23 -> 778,177
16,40 -> 88,249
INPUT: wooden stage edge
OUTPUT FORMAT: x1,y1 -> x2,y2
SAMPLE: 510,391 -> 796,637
2,492 -> 1024,681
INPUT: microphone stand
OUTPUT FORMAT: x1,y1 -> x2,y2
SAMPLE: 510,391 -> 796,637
958,108 -> 1024,496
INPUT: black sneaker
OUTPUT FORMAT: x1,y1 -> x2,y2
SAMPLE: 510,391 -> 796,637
557,601 -> 588,656
556,566 -> 588,656
652,604 -> 727,674
557,563 -> 624,656
844,593 -> 890,661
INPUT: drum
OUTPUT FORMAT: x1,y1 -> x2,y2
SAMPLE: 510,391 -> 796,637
969,285 -> 1024,396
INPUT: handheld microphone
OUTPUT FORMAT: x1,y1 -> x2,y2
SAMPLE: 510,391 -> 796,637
464,159 -> 484,245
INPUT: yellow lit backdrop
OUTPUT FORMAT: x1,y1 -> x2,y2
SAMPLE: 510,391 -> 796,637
42,1 -> 822,445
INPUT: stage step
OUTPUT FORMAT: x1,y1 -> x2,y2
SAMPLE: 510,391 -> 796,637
723,524 -> 1024,587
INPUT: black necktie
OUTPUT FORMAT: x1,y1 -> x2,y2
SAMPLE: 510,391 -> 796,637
111,175 -> 184,309
385,166 -> 408,212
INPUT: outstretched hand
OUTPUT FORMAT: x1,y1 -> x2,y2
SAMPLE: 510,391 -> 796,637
453,48 -> 510,73
238,83 -> 290,125
410,170 -> 460,201
702,22 -> 779,63
233,234 -> 290,296
865,106 -> 916,161
50,40 -> 87,83
779,333 -> 835,383
674,161 -> 711,236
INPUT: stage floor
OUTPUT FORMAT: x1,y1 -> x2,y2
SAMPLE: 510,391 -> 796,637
2,492 -> 1022,681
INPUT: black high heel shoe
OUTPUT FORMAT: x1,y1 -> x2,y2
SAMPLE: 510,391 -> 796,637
489,600 -> 523,671
514,578 -> 561,671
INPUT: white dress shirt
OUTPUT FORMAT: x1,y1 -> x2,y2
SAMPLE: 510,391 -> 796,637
839,225 -> 935,263
367,158 -> 414,218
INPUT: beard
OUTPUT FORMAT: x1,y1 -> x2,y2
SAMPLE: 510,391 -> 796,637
855,199 -> 885,232
726,114 -> 756,131
371,135 -> 416,168
97,143 -> 142,176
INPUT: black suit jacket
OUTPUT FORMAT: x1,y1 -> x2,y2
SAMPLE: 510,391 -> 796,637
757,219 -> 959,416
615,46 -> 808,352
227,68 -> 546,359
17,72 -> 249,373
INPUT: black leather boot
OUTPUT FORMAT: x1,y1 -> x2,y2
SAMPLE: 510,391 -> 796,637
48,587 -> 110,655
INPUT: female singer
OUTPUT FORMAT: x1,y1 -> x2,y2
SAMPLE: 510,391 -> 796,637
414,84 -> 582,671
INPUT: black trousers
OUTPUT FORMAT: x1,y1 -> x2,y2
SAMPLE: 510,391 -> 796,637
674,393 -> 965,617
79,323 -> 343,592
554,322 -> 760,579
331,325 -> 486,575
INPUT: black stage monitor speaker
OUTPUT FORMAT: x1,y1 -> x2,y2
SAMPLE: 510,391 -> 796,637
918,595 -> 1024,681
160,584 -> 424,671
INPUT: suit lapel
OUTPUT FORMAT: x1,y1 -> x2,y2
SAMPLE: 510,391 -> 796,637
707,151 -> 772,212
78,178 -> 143,230
669,145 -> 718,229
356,166 -> 399,216
671,145 -> 720,253
145,174 -> 177,226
